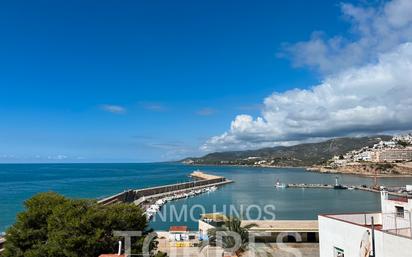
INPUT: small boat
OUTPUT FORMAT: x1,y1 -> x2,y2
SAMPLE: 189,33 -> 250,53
275,179 -> 287,188
333,184 -> 348,190
155,199 -> 165,205
210,186 -> 217,192
333,176 -> 347,190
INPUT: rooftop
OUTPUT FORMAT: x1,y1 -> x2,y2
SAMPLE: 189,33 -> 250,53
322,212 -> 412,239
201,213 -> 228,222
241,220 -> 319,232
169,226 -> 188,233
388,195 -> 409,202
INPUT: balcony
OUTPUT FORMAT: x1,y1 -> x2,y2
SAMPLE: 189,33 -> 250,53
382,211 -> 412,238
326,212 -> 412,238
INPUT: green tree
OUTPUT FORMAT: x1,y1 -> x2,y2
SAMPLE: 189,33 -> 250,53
3,192 -> 67,257
396,140 -> 410,147
3,192 -> 154,257
205,216 -> 256,254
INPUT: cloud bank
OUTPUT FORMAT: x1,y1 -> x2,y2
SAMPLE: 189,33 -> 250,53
281,0 -> 412,75
202,0 -> 412,152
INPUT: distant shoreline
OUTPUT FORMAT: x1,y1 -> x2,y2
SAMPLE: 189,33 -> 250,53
184,163 -> 310,169
184,162 -> 412,178
306,166 -> 412,178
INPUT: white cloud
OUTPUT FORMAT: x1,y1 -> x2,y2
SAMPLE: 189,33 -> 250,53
202,0 -> 412,152
0,154 -> 16,159
145,141 -> 197,161
100,104 -> 126,114
47,154 -> 68,160
281,0 -> 412,74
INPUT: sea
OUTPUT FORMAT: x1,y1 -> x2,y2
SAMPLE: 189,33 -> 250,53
1,162 -> 412,233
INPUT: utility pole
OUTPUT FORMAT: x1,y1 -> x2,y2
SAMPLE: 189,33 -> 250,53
371,217 -> 376,257
374,169 -> 378,189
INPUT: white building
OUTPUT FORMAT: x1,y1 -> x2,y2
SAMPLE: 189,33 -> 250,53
373,148 -> 412,162
319,191 -> 412,257
354,150 -> 375,162
393,134 -> 412,144
198,213 -> 319,243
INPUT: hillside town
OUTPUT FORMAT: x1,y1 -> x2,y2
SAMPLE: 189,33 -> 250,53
307,134 -> 412,177
184,134 -> 412,173
328,134 -> 412,167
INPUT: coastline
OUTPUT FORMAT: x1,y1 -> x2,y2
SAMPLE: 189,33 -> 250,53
184,162 -> 310,169
307,163 -> 412,178
306,167 -> 412,178
183,162 -> 412,178
3,163 -> 412,234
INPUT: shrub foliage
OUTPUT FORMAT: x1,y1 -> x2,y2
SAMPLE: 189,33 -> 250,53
3,192 -> 153,257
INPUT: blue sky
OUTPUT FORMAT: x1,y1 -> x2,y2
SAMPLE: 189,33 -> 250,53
2,0 -> 412,162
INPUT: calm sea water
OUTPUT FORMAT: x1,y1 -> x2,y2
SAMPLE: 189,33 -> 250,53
1,163 -> 412,232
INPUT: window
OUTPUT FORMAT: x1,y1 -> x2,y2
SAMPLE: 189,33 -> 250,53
334,247 -> 344,257
395,206 -> 404,218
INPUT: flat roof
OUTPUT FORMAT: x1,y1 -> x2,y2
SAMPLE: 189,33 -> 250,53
201,213 -> 228,221
320,212 -> 412,239
169,226 -> 188,232
241,220 -> 318,232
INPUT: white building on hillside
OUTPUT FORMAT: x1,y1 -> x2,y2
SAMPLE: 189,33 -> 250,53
319,191 -> 412,257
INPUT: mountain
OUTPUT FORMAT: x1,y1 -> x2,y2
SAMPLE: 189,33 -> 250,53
183,135 -> 392,167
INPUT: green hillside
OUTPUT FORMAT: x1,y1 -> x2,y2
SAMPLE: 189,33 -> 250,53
183,135 -> 392,166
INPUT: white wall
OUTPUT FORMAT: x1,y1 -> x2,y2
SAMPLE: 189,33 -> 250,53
380,191 -> 412,231
381,191 -> 412,214
198,220 -> 216,237
319,215 -> 412,257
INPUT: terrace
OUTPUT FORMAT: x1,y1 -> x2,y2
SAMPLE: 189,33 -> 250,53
324,211 -> 412,238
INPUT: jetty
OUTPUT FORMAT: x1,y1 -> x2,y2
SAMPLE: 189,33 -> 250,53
190,170 -> 223,180
286,183 -> 409,197
98,171 -> 233,207
287,183 -> 334,189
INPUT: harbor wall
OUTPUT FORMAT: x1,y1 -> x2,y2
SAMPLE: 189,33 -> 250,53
98,175 -> 227,206
98,189 -> 138,205
134,177 -> 225,198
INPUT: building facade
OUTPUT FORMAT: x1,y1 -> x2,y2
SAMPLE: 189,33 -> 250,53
373,148 -> 412,162
319,191 -> 412,257
198,213 -> 319,243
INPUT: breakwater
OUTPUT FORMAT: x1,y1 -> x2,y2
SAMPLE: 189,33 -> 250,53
287,183 -> 334,189
286,183 -> 409,198
98,171 -> 233,206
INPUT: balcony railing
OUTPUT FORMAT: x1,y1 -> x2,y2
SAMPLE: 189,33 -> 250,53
387,195 -> 409,203
382,211 -> 412,238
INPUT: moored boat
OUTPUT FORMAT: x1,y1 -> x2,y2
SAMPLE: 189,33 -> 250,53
275,179 -> 287,188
